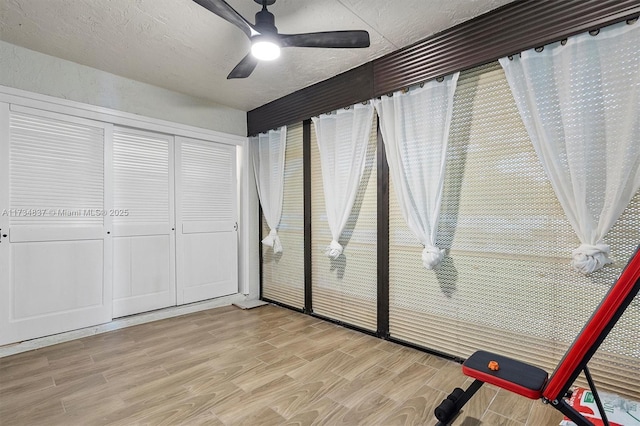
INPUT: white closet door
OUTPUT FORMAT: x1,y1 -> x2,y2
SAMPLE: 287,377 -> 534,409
0,105 -> 112,345
175,136 -> 238,304
112,127 -> 175,318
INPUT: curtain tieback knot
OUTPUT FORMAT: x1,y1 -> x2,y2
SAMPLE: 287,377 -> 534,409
325,240 -> 343,260
571,243 -> 612,274
422,245 -> 445,269
262,228 -> 283,254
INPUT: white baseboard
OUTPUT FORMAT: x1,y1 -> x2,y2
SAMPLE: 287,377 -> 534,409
0,293 -> 256,358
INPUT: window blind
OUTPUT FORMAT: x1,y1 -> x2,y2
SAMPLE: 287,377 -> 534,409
311,114 -> 378,330
388,62 -> 640,400
261,122 -> 305,309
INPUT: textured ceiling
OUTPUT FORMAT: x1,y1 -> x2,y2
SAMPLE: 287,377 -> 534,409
0,0 -> 515,111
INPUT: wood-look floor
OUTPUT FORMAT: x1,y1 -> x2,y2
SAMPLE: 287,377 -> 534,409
0,305 -> 564,425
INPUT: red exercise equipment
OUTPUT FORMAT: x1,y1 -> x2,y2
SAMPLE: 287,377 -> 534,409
434,245 -> 640,426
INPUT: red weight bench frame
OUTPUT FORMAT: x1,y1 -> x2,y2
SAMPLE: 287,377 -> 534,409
434,245 -> 640,426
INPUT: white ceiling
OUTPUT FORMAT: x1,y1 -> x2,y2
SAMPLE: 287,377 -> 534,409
0,0 -> 515,111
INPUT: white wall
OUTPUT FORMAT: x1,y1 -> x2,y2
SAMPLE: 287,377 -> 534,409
0,40 -> 247,136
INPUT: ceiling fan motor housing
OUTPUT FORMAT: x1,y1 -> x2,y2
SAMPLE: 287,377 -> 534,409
255,9 -> 277,34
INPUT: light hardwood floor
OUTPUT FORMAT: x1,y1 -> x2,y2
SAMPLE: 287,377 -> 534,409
0,305 -> 564,425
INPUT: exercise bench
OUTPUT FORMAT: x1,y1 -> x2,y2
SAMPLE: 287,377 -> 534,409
434,245 -> 640,426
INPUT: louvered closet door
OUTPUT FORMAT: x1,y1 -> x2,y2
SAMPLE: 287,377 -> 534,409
112,127 -> 175,317
175,136 -> 238,304
0,105 -> 112,345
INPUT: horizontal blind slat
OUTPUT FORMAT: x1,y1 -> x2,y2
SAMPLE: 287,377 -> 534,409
9,112 -> 104,227
180,141 -> 234,223
112,128 -> 170,226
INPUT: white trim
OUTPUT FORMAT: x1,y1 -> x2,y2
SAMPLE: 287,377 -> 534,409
0,85 -> 247,146
0,104 -> 11,346
169,134 -> 178,310
103,123 -> 114,323
239,143 -> 253,295
174,137 -> 185,305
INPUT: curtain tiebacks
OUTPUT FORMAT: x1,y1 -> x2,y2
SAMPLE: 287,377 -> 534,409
325,240 -> 343,259
422,245 -> 445,269
262,228 -> 283,254
571,243 -> 612,274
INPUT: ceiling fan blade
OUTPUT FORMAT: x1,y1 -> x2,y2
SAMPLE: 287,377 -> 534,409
227,53 -> 259,79
279,30 -> 370,49
193,0 -> 256,39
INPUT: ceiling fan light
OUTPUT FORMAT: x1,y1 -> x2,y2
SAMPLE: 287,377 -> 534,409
251,40 -> 281,61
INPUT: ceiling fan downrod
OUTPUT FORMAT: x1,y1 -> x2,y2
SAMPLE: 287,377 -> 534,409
254,2 -> 277,34
193,0 -> 370,79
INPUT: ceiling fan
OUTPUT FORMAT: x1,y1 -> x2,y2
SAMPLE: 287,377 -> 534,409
193,0 -> 371,79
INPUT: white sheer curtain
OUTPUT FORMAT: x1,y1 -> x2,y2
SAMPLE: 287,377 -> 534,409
499,20 -> 640,274
312,103 -> 374,259
251,126 -> 287,253
374,73 -> 459,269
